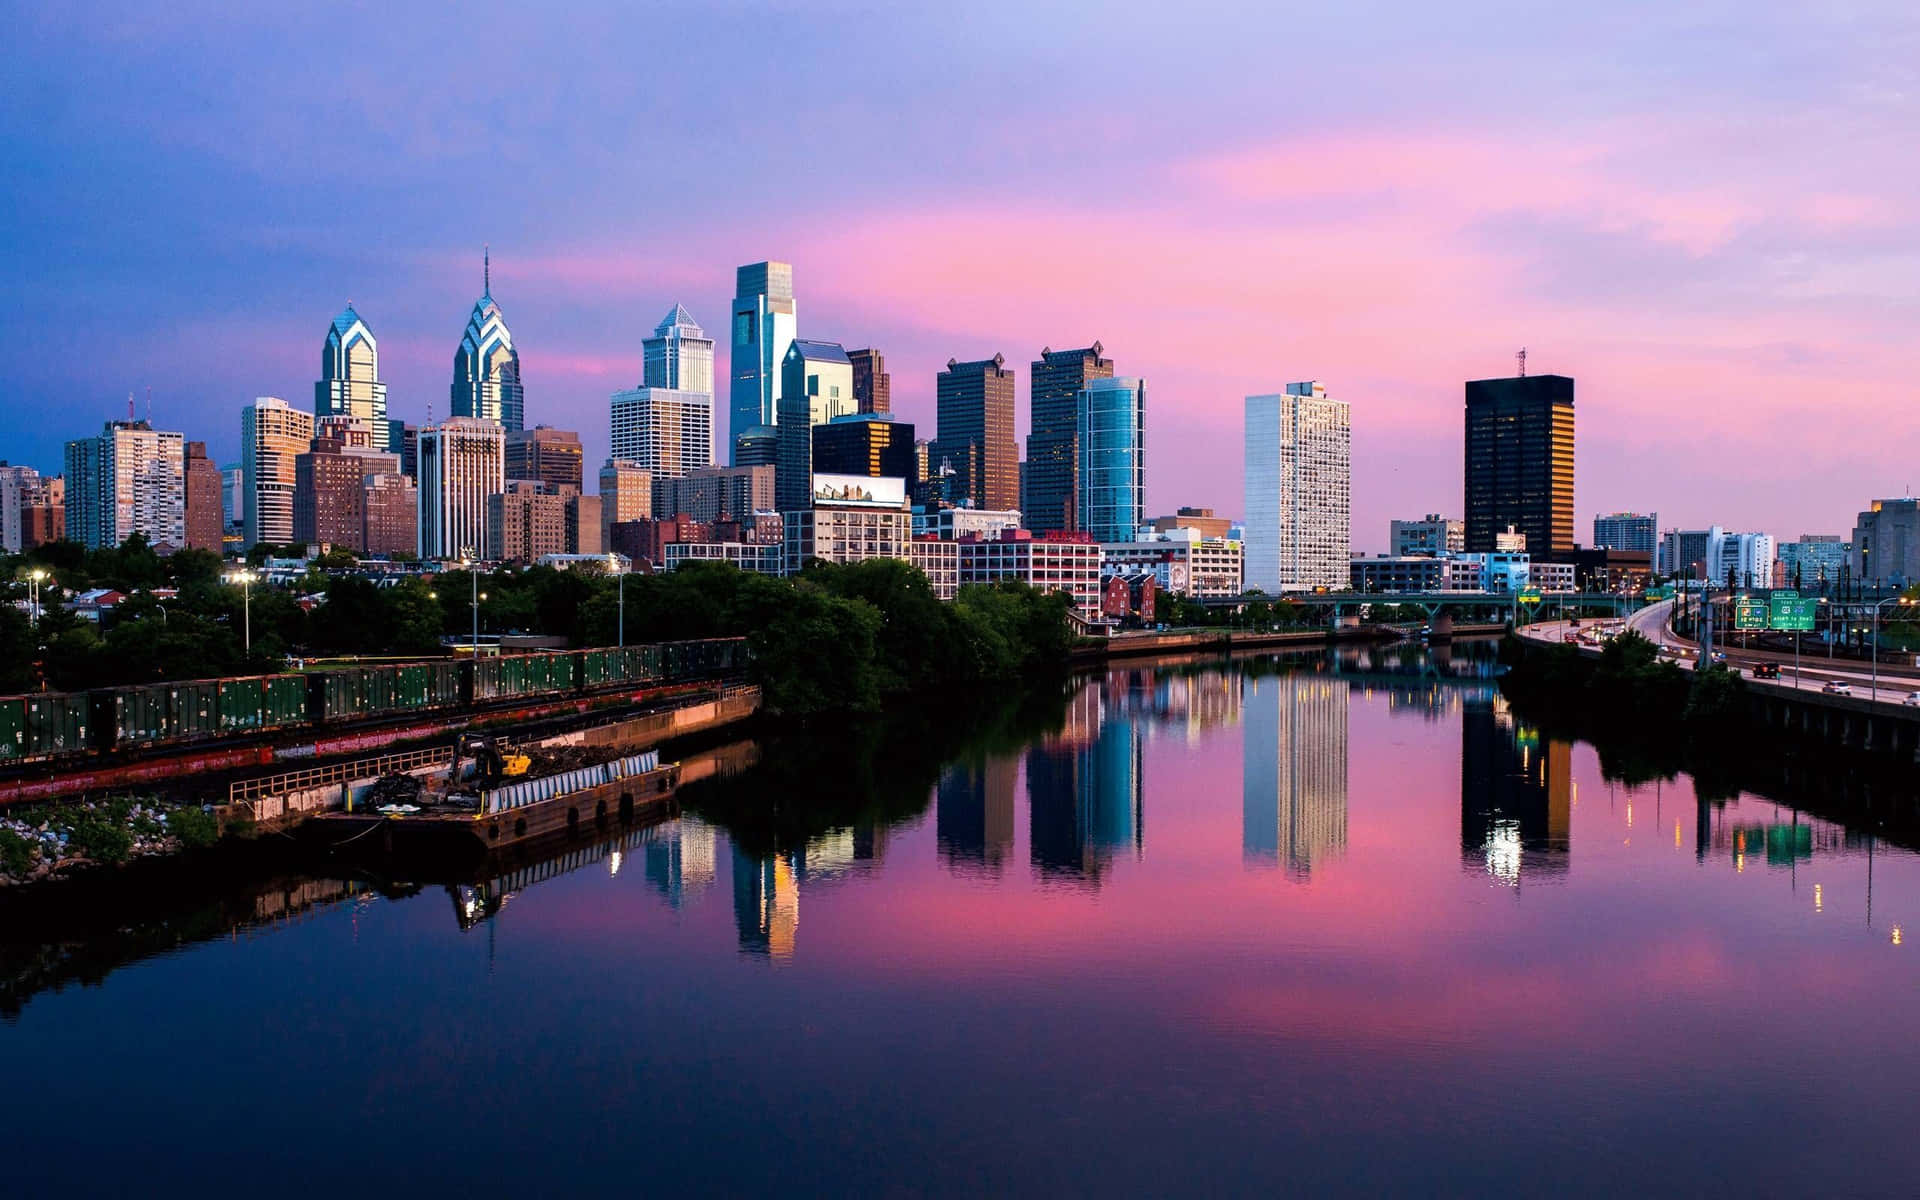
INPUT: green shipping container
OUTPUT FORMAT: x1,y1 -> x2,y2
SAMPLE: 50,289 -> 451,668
218,678 -> 265,732
0,698 -> 22,761
174,681 -> 220,740
263,674 -> 308,728
312,670 -> 365,722
21,693 -> 90,759
102,685 -> 169,745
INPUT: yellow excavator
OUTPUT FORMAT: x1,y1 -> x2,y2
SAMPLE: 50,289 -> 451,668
449,732 -> 530,793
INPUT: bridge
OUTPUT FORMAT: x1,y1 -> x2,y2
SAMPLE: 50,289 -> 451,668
1201,590 -> 1649,624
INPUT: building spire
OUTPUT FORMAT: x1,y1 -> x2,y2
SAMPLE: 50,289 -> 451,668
483,244 -> 491,297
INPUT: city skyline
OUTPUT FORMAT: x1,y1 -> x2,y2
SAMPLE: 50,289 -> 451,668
6,6 -> 1913,550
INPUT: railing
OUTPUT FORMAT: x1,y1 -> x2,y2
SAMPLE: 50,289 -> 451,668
481,751 -> 660,816
228,745 -> 451,804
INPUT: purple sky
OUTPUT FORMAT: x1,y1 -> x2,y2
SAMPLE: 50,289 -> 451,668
5,2 -> 1916,551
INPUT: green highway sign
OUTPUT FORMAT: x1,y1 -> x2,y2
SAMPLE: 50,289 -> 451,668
1770,596 -> 1817,632
1734,597 -> 1768,631
1645,586 -> 1674,601
1516,591 -> 1542,605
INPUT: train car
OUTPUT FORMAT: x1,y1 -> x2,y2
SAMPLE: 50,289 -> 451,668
471,653 -> 575,703
94,680 -> 222,749
0,692 -> 91,763
216,674 -> 310,735
578,646 -> 660,690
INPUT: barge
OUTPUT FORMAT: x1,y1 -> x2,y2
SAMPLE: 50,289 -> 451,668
308,749 -> 681,859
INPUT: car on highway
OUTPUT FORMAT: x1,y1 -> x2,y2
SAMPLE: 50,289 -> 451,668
1823,680 -> 1852,696
1752,663 -> 1781,680
1709,651 -> 1727,665
1905,692 -> 1920,708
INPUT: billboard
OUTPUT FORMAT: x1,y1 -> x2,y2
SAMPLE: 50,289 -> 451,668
810,474 -> 906,508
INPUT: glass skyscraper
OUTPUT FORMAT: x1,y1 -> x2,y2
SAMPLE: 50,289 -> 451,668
644,304 -> 715,394
316,304 -> 394,453
611,304 -> 715,479
729,261 -> 796,463
1026,343 -> 1113,534
451,252 -> 525,432
1243,382 -> 1351,592
1464,374 -> 1574,555
1075,376 -> 1145,543
775,339 -> 855,511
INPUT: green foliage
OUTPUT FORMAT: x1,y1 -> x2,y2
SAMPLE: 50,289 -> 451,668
1683,664 -> 1748,726
0,828 -> 35,876
67,811 -> 134,865
168,806 -> 220,849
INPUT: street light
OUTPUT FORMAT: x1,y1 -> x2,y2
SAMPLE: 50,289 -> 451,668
225,568 -> 257,653
1870,595 -> 1914,701
460,548 -> 484,656
24,567 -> 47,627
607,551 -> 626,647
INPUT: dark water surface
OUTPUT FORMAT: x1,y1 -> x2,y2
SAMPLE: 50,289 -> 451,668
5,645 -> 1919,1197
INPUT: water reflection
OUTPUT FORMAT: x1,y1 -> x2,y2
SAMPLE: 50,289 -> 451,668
1241,675 -> 1348,878
936,756 -> 1016,876
1461,695 -> 1572,887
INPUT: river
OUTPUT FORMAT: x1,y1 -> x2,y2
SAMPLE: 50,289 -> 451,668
4,643 -> 1919,1197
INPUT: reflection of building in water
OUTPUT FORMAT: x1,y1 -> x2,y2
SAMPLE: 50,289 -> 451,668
1151,670 -> 1242,743
1460,695 -> 1571,886
643,818 -> 717,909
732,845 -> 799,961
1241,675 -> 1349,877
1028,715 -> 1143,883
937,755 -> 1018,875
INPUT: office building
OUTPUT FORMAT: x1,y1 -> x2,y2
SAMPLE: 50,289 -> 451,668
664,540 -> 785,576
1025,344 -> 1113,534
362,473 -> 418,558
241,397 -> 313,548
1658,528 -> 1713,578
1147,507 -> 1231,539
653,464 -> 775,525
1076,376 -> 1145,543
598,460 -> 652,547
18,493 -> 63,550
65,420 -> 187,551
0,465 -> 57,554
934,355 -> 1019,512
451,252 -> 524,432
1243,382 -> 1351,592
609,384 -> 712,480
729,262 -> 797,461
1707,529 -> 1775,590
1350,555 -> 1465,594
813,414 -> 916,481
1779,535 -> 1846,589
1849,500 -> 1920,587
913,506 -> 1023,541
644,304 -> 715,394
397,423 -> 420,479
1464,373 -> 1575,555
908,537 -> 960,600
1243,674 -> 1349,877
848,348 -> 891,415
315,304 -> 395,453
503,425 -> 583,494
1099,529 -> 1244,598
775,340 -> 856,511
956,530 -> 1103,621
294,436 -> 400,551
488,482 -> 571,565
182,442 -> 224,553
783,473 -> 914,572
1390,514 -> 1465,557
1593,512 -> 1657,554
418,417 -> 505,560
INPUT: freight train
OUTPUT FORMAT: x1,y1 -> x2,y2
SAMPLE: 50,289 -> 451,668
0,639 -> 747,766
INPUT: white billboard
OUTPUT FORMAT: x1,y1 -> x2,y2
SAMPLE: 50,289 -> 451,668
810,474 -> 907,508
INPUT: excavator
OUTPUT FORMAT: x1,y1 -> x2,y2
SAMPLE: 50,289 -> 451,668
446,732 -> 530,797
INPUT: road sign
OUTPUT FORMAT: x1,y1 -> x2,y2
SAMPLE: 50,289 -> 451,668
1645,586 -> 1673,601
1734,597 -> 1768,631
1770,596 -> 1817,631
1516,591 -> 1542,605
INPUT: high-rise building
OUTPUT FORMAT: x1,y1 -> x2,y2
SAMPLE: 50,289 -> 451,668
418,417 -> 505,560
1390,514 -> 1465,557
182,442 -> 224,553
1076,376 -> 1145,543
1593,512 -> 1657,554
1025,344 -> 1113,534
933,355 -> 1019,512
598,460 -> 653,547
315,304 -> 395,453
728,261 -> 796,462
1658,528 -> 1713,578
644,304 -> 716,395
610,385 -> 713,479
1849,500 -> 1920,587
362,473 -> 418,558
1243,383 -> 1351,593
221,464 -> 243,532
812,414 -> 916,481
1779,534 -> 1846,589
0,465 -> 53,554
488,481 -> 572,565
653,464 -> 775,525
775,340 -> 855,511
65,420 -> 187,551
1707,529 -> 1776,590
1464,373 -> 1575,555
294,437 -> 400,551
505,426 -> 585,493
848,348 -> 890,415
451,252 -> 524,432
240,397 -> 313,548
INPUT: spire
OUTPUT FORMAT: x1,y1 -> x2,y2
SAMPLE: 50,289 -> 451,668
483,245 -> 491,297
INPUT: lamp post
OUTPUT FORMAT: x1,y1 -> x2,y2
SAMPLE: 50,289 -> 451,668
225,569 -> 256,653
1870,596 -> 1913,702
25,567 -> 47,627
460,548 -> 483,656
608,552 -> 626,647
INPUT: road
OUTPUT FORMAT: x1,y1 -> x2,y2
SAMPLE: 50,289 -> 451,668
1521,601 -> 1920,708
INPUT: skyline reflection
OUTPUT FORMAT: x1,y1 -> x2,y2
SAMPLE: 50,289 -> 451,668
1241,674 -> 1349,878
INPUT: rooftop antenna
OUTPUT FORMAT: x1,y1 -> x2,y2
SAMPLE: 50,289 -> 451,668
146,386 -> 153,424
484,244 -> 491,295
127,392 -> 134,422
1516,348 -> 1527,377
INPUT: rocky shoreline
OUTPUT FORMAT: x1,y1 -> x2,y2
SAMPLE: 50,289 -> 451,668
0,796 -> 227,887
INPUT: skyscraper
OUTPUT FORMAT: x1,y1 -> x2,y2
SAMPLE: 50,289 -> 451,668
1243,382 -> 1351,593
315,304 -> 394,453
612,307 -> 715,480
64,420 -> 186,551
1076,376 -> 1145,543
505,425 -> 585,493
728,261 -> 796,463
1592,512 -> 1657,554
1025,343 -> 1113,534
418,417 -> 505,560
1464,373 -> 1575,555
812,414 -> 916,480
848,348 -> 891,415
644,304 -> 716,394
775,339 -> 855,511
933,355 -> 1019,512
598,459 -> 652,547
241,397 -> 314,547
451,251 -> 525,432
182,441 -> 224,553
